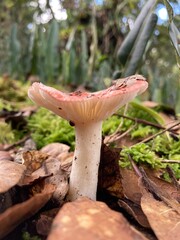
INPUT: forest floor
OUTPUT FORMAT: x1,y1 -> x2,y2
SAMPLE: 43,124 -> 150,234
0,76 -> 179,240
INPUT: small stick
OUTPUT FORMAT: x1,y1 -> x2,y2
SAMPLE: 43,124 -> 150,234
128,154 -> 142,178
161,159 -> 180,164
115,114 -> 179,135
104,123 -> 137,144
166,166 -> 180,190
133,121 -> 180,145
4,135 -> 31,151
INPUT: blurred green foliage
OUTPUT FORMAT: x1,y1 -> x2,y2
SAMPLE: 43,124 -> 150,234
0,0 -> 179,110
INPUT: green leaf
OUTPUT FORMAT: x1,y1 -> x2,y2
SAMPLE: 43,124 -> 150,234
117,0 -> 156,65
9,23 -> 21,76
169,21 -> 180,57
45,20 -> 60,82
163,0 -> 180,64
124,13 -> 158,76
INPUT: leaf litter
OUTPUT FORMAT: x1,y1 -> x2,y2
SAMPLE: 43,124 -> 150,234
0,100 -> 179,239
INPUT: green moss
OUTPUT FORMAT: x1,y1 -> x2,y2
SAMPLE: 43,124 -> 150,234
150,135 -> 180,158
0,122 -> 15,144
27,108 -> 75,149
103,115 -> 120,135
0,77 -> 29,102
22,231 -> 41,240
120,143 -> 165,169
120,136 -> 180,181
103,102 -> 161,139
0,121 -> 26,144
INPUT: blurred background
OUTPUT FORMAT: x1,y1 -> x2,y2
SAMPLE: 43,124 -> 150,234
0,0 -> 179,112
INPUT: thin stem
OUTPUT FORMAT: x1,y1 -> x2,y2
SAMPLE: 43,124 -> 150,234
133,121 -> 180,146
115,114 -> 179,135
67,121 -> 102,201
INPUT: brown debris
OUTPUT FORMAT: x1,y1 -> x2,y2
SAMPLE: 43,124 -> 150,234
40,142 -> 70,160
48,197 -> 148,240
120,167 -> 142,204
141,189 -> 180,240
0,160 -> 26,193
36,208 -> 59,236
0,151 -> 13,161
98,144 -> 123,198
118,199 -> 150,228
139,167 -> 180,214
20,157 -> 69,204
22,150 -> 49,175
0,184 -> 55,239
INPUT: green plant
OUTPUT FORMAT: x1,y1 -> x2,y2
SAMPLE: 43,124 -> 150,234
163,0 -> 180,66
103,101 -> 165,139
124,13 -> 158,77
0,122 -> 15,144
120,135 -> 180,181
117,0 -> 157,76
22,231 -> 41,240
120,143 -> 165,168
45,20 -> 60,82
9,23 -> 21,77
27,108 -> 75,149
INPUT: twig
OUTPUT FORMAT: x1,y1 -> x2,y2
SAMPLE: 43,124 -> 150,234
161,159 -> 180,164
166,166 -> 180,190
128,154 -> 142,178
133,121 -> 180,145
115,114 -> 179,135
4,135 -> 31,151
104,123 -> 137,144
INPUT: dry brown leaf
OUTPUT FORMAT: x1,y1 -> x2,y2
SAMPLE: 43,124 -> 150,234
36,208 -> 59,236
145,168 -> 180,202
22,150 -> 49,174
0,184 -> 55,239
141,189 -> 180,240
118,199 -> 150,228
0,151 -> 13,161
40,143 -> 70,160
20,157 -> 69,202
120,167 -> 142,204
48,197 -> 148,240
139,167 -> 180,214
0,160 -> 26,193
60,152 -> 73,172
44,158 -> 69,202
98,144 -> 123,198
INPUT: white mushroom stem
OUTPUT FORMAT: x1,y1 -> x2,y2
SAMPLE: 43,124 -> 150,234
67,121 -> 103,201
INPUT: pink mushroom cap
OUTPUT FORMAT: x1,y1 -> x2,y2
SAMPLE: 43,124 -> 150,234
28,75 -> 148,124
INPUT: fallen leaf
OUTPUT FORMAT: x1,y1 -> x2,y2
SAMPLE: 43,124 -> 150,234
36,208 -> 59,236
20,157 -> 69,203
98,144 -> 123,199
44,158 -> 69,203
0,151 -> 13,161
139,167 -> 180,214
22,150 -> 49,174
48,197 -> 148,240
0,184 -> 55,239
145,168 -> 180,202
120,167 -> 142,204
118,199 -> 150,228
60,152 -> 73,172
40,143 -> 70,160
141,189 -> 180,240
0,160 -> 26,193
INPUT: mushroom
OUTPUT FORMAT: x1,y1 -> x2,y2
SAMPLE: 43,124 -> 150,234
28,75 -> 148,201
